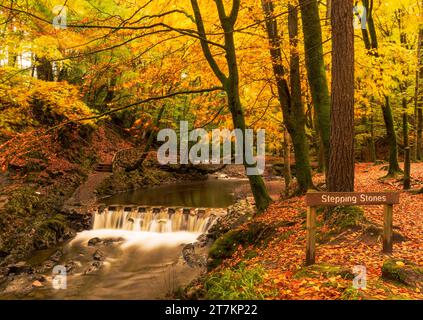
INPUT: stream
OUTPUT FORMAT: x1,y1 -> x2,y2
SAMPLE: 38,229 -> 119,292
1,178 -> 283,300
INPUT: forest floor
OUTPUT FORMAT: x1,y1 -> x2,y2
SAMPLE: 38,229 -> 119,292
209,163 -> 423,300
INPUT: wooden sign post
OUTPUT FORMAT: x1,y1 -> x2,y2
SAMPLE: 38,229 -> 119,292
304,192 -> 400,265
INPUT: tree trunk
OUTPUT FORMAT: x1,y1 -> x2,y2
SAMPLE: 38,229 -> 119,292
288,4 -> 313,193
326,0 -> 331,25
35,56 -> 54,81
283,128 -> 292,196
369,113 -> 377,163
417,26 -> 423,160
363,0 -> 378,50
190,0 -> 272,212
381,96 -> 401,175
299,0 -> 331,172
261,0 -> 313,194
382,96 -> 402,176
327,0 -> 355,192
403,97 -> 411,189
361,0 -> 401,172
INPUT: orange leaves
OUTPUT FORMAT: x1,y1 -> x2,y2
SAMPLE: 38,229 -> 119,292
212,163 -> 423,300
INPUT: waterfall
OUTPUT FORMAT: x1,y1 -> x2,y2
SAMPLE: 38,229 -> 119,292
92,207 -> 224,233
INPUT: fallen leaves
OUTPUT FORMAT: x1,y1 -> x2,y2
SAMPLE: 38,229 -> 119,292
216,163 -> 423,300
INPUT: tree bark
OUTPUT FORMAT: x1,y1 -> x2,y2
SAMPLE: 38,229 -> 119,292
288,4 -> 313,193
190,0 -> 272,212
363,0 -> 378,50
299,0 -> 331,172
382,96 -> 402,176
361,0 -> 401,173
416,26 -> 423,160
261,0 -> 313,194
327,0 -> 355,192
369,113 -> 377,163
403,97 -> 411,189
283,128 -> 292,196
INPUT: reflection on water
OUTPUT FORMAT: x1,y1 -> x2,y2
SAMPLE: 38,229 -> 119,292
104,179 -> 246,208
103,178 -> 283,207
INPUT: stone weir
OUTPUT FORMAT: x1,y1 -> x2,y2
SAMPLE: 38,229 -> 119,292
91,205 -> 227,233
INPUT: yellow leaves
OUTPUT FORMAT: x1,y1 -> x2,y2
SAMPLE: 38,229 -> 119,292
32,36 -> 63,60
0,70 -> 96,132
395,261 -> 405,267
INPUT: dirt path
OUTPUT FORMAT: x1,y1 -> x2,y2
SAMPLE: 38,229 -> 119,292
64,172 -> 111,209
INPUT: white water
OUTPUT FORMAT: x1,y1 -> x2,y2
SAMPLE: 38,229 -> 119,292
92,207 -> 223,234
71,229 -> 200,250
20,206 -> 224,299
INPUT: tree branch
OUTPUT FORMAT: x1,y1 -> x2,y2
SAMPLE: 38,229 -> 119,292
49,86 -> 224,130
190,0 -> 227,83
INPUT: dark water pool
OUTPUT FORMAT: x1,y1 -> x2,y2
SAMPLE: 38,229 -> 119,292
103,178 -> 283,208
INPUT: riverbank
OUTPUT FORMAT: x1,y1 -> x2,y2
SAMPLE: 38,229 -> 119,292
0,125 -> 132,264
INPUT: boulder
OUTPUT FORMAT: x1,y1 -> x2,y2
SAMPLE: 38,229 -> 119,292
382,259 -> 423,289
7,261 -> 32,275
88,237 -> 102,246
93,250 -> 104,261
49,250 -> 63,262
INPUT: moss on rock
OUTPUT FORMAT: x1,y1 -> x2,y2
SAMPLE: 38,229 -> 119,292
4,187 -> 48,217
208,230 -> 244,270
33,215 -> 67,250
327,206 -> 366,230
382,259 -> 423,289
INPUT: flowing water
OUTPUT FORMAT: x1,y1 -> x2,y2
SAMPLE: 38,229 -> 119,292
5,179 -> 283,299
92,206 -> 225,233
28,230 -> 202,300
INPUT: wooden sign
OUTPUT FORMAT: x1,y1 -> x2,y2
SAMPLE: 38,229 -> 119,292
305,191 -> 400,266
305,192 -> 400,206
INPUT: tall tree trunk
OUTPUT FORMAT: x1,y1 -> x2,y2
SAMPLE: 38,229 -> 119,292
299,0 -> 331,172
417,26 -> 423,160
403,97 -> 411,189
381,107 -> 399,172
369,113 -> 377,163
313,106 -> 325,172
363,0 -> 378,50
327,0 -> 355,192
190,0 -> 272,212
261,0 -> 313,194
326,0 -> 331,25
283,128 -> 292,196
382,96 -> 402,176
361,0 -> 401,173
288,4 -> 313,193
